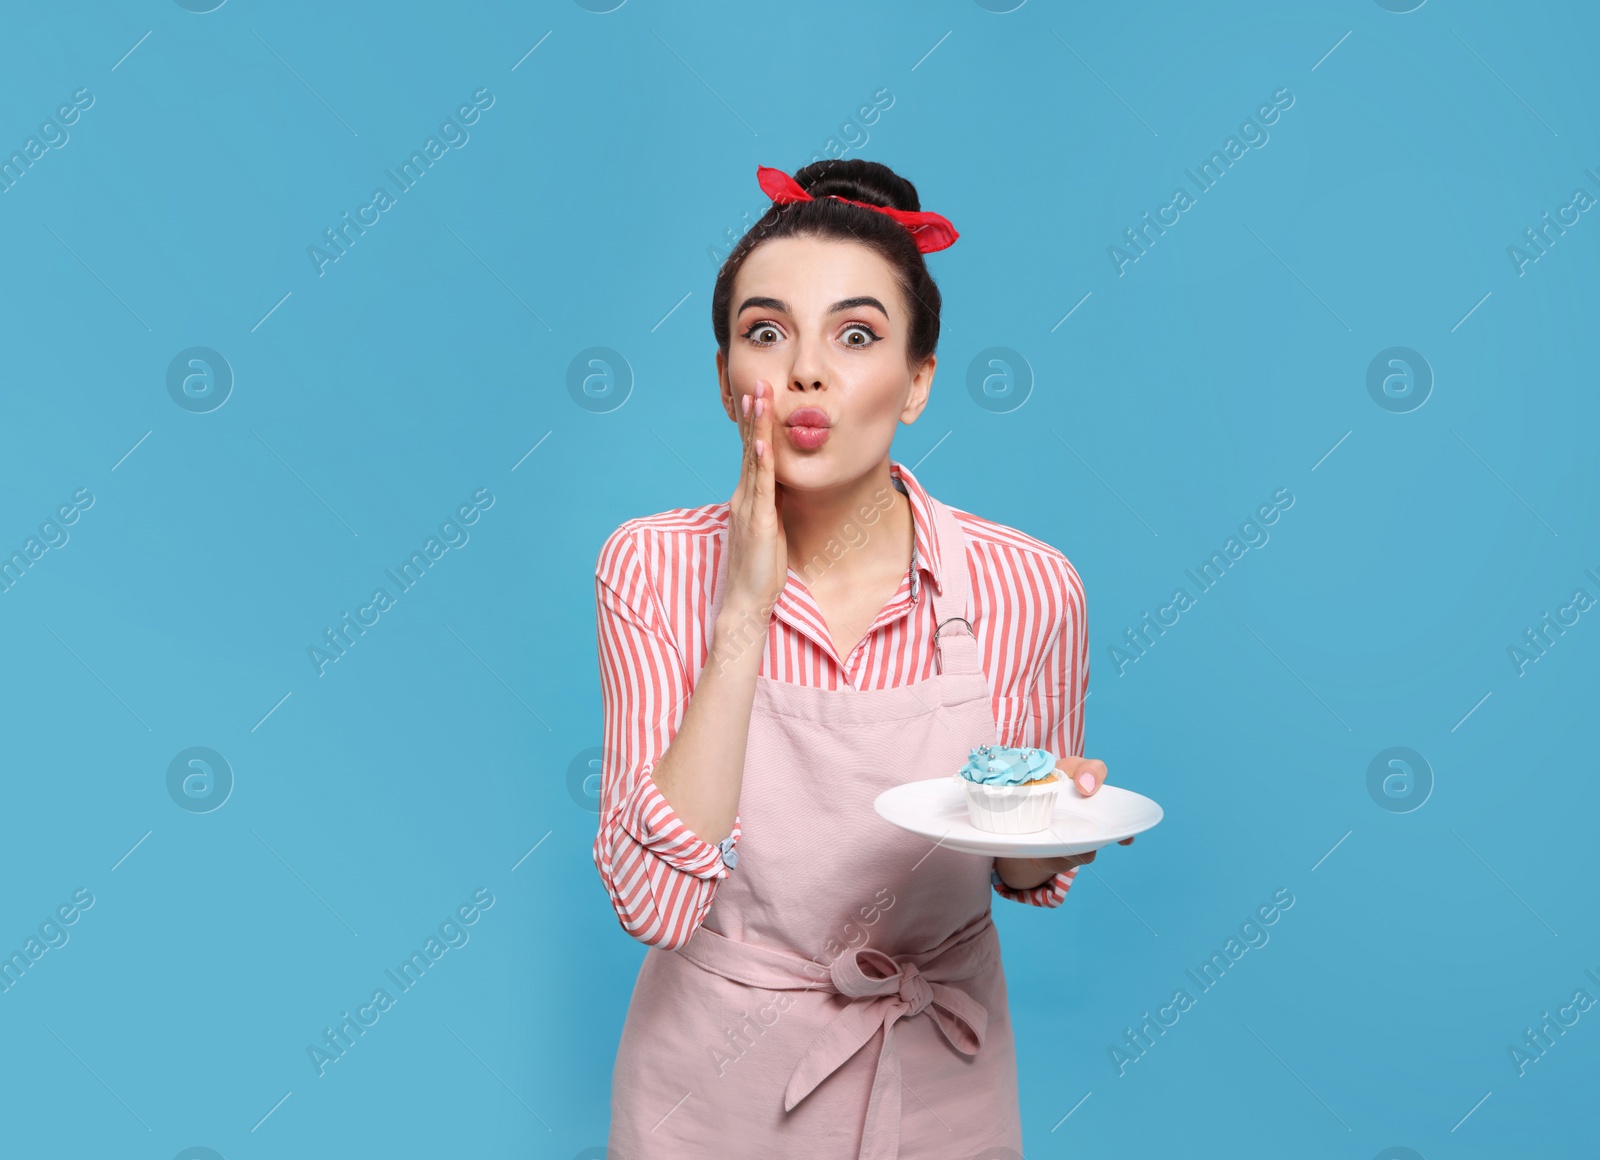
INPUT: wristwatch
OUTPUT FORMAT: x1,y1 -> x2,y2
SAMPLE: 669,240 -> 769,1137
715,834 -> 739,870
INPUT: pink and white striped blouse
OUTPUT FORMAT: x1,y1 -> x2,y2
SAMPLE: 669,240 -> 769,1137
592,459 -> 1090,950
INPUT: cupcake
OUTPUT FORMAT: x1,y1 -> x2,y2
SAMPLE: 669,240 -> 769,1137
953,743 -> 1064,834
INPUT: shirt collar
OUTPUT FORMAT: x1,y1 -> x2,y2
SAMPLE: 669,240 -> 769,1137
889,459 -> 943,601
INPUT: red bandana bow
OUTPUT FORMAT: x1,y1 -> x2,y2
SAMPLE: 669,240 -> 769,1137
756,164 -> 959,254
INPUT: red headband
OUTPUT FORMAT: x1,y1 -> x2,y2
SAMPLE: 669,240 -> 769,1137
756,164 -> 959,254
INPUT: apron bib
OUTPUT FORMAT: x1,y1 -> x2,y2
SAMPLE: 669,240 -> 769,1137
608,495 -> 1021,1160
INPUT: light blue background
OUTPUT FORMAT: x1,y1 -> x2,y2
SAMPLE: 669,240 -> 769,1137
1,1 -> 1595,1157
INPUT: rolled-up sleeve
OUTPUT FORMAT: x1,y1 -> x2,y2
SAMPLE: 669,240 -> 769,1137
593,523 -> 738,950
991,551 -> 1088,909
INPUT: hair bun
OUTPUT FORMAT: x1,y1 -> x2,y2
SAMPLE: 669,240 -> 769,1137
793,158 -> 920,214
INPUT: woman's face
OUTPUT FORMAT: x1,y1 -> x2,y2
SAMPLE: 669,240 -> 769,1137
718,236 -> 935,491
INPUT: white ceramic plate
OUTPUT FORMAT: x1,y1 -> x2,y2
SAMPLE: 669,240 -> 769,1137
873,776 -> 1164,858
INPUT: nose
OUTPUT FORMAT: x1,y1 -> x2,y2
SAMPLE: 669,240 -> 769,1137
789,335 -> 826,392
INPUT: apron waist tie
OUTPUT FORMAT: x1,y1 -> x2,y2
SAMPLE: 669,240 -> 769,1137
674,912 -> 998,1160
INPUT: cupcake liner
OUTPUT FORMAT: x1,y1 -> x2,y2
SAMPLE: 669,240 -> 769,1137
953,770 -> 1063,834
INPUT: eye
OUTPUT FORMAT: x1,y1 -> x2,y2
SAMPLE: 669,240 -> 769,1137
842,324 -> 881,348
740,321 -> 783,346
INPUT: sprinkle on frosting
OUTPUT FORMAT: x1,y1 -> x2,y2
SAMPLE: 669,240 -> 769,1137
957,743 -> 1058,786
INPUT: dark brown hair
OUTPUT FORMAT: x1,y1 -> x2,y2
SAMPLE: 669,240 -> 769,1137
711,159 -> 945,371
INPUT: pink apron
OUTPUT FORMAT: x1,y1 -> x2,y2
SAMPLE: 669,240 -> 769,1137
608,495 -> 1022,1159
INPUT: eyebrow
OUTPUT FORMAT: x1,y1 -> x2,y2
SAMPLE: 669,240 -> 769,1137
736,295 -> 890,321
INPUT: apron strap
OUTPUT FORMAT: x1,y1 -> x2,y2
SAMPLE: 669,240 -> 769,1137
926,497 -> 983,678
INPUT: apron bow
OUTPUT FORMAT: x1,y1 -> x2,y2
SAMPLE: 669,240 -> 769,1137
674,913 -> 999,1160
782,936 -> 992,1160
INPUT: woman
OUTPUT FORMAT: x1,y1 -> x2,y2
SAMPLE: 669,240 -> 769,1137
593,159 -> 1128,1158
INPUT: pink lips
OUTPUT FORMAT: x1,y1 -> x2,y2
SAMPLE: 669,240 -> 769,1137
784,407 -> 831,451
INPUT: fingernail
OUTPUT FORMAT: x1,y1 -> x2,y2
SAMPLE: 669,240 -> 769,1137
755,438 -> 765,458
755,398 -> 765,417
742,393 -> 750,415
1076,772 -> 1096,794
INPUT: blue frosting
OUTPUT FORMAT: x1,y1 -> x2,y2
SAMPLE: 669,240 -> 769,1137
957,743 -> 1058,786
